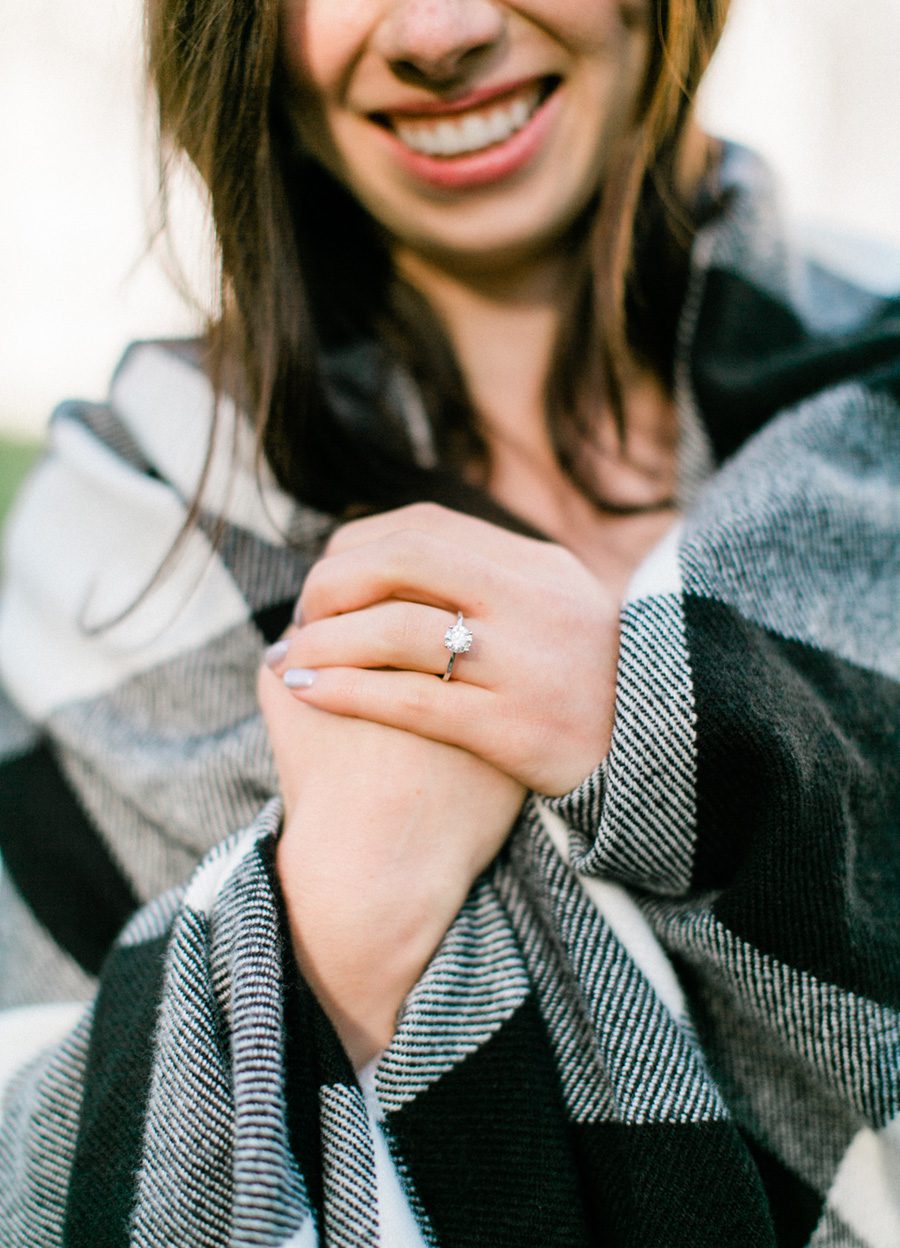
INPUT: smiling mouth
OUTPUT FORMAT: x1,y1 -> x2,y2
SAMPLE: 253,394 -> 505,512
372,77 -> 561,160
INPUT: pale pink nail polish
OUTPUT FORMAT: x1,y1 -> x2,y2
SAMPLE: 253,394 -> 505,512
264,640 -> 290,669
284,668 -> 317,690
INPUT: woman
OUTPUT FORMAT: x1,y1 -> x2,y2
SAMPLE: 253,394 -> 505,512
0,1 -> 897,1244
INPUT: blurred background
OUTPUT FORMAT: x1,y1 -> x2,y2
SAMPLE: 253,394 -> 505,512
1,0 -> 899,455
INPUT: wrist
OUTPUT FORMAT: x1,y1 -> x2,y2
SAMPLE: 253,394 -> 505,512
276,818 -> 469,1068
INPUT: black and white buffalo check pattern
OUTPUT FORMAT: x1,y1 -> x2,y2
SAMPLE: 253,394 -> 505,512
0,144 -> 898,1245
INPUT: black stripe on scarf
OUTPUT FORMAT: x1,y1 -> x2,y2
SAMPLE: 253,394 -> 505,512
691,270 -> 900,462
384,992 -> 593,1248
0,742 -> 139,974
63,933 -> 171,1246
686,595 -> 900,1008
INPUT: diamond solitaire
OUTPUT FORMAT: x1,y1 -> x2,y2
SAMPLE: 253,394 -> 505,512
444,614 -> 473,655
441,612 -> 473,681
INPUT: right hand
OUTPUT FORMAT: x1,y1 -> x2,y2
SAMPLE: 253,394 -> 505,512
258,641 -> 526,1067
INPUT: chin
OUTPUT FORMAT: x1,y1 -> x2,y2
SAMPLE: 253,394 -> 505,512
381,187 -> 597,276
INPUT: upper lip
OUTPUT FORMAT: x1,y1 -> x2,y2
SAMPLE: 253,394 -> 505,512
372,75 -> 552,121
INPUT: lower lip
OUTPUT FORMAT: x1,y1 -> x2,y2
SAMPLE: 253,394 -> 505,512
373,85 -> 563,192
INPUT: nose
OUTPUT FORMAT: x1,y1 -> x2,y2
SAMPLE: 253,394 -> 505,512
373,0 -> 505,85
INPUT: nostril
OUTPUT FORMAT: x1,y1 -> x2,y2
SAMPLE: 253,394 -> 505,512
390,55 -> 466,89
375,0 -> 504,83
389,42 -> 498,91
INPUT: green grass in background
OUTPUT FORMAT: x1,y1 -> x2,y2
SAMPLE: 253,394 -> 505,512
0,439 -> 43,527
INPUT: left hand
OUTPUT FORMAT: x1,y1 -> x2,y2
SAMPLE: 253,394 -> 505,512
267,502 -> 621,796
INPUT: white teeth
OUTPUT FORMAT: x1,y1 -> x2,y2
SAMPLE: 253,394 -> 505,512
460,113 -> 491,149
435,122 -> 458,156
509,97 -> 530,128
394,87 -> 541,158
485,108 -> 509,144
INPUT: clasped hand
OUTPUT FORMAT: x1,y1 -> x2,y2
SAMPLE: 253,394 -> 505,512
263,501 -> 620,798
257,503 -> 620,1066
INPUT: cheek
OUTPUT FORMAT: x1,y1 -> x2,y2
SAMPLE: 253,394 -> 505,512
573,5 -> 652,126
521,0 -> 649,46
280,0 -> 373,93
279,0 -> 378,172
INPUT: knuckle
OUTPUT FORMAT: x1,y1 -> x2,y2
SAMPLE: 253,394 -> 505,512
322,510 -> 370,556
383,527 -> 424,573
403,500 -> 445,527
398,682 -> 432,720
386,603 -> 415,653
550,543 -> 585,580
322,527 -> 345,557
300,558 -> 326,597
382,518 -> 451,578
383,529 -> 410,559
298,557 -> 333,614
337,667 -> 364,705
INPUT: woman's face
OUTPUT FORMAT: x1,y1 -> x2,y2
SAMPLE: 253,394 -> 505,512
280,0 -> 651,273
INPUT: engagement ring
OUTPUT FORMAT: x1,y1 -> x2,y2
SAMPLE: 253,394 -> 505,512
441,611 -> 473,681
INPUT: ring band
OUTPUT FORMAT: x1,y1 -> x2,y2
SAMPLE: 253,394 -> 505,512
442,611 -> 473,681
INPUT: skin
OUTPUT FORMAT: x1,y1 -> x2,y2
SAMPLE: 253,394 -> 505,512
280,0 -> 652,270
261,0 -> 679,1067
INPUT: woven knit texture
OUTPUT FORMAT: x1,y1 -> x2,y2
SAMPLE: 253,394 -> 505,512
0,145 -> 898,1246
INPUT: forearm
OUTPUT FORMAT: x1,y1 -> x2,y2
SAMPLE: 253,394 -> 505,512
271,717 -> 526,1068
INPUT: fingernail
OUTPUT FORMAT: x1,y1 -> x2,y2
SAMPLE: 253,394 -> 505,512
292,599 -> 304,627
264,640 -> 290,669
284,668 -> 317,690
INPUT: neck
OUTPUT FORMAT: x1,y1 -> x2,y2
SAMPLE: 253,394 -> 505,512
395,245 -> 572,460
393,241 -> 678,525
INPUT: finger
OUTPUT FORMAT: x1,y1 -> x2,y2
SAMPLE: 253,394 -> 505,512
324,501 -> 546,570
279,663 -> 496,758
299,530 -> 509,624
267,600 -> 490,683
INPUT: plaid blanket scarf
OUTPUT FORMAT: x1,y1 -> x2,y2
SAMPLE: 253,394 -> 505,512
0,145 -> 898,1246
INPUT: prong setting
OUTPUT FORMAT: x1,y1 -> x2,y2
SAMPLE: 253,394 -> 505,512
443,613 -> 474,655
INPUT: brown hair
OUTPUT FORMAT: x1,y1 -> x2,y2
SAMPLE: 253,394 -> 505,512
146,0 -> 731,524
